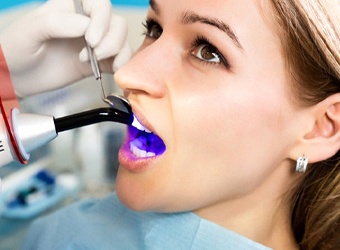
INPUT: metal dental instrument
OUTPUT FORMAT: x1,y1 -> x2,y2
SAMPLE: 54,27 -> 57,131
73,0 -> 113,107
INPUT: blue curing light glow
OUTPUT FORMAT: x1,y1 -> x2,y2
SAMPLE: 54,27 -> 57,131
130,115 -> 166,156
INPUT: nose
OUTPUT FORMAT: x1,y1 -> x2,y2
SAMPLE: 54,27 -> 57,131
114,38 -> 176,98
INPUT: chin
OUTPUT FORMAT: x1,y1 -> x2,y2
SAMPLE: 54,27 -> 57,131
116,190 -> 146,212
114,172 -> 153,212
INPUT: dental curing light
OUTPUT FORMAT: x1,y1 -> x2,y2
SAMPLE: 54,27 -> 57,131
1,94 -> 133,168
0,45 -> 133,168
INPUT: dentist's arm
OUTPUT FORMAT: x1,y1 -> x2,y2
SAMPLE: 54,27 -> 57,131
0,0 -> 132,97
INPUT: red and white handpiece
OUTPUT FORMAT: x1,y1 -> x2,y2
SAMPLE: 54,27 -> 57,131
0,45 -> 58,169
0,45 -> 28,166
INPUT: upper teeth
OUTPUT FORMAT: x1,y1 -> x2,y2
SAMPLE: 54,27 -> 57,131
132,116 -> 152,133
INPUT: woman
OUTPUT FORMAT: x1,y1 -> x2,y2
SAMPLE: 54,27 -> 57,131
23,0 -> 339,249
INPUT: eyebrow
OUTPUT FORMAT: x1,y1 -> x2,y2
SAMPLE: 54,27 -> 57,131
149,0 -> 243,50
181,12 -> 243,50
149,0 -> 160,15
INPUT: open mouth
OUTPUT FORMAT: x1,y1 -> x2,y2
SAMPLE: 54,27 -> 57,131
128,116 -> 166,158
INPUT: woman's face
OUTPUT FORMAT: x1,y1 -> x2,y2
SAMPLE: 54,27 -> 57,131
114,0 -> 302,214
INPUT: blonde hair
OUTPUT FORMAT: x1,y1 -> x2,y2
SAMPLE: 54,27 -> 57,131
271,0 -> 340,249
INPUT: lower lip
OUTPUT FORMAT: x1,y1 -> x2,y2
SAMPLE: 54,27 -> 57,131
118,140 -> 160,173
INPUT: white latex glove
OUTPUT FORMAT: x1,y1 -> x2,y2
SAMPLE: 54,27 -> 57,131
0,0 -> 132,97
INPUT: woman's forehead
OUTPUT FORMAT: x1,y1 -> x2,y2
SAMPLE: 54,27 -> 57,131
146,0 -> 281,52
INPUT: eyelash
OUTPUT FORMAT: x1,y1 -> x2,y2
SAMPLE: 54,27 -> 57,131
142,18 -> 229,69
190,36 -> 229,68
142,18 -> 162,39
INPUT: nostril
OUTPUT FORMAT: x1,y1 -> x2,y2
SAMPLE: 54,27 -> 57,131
126,88 -> 150,96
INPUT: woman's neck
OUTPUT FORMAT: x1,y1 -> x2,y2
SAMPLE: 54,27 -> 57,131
195,163 -> 300,249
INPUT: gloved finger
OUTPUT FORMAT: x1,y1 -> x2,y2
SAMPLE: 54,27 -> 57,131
79,14 -> 128,62
38,12 -> 90,41
94,14 -> 128,61
79,46 -> 90,62
112,41 -> 133,72
80,41 -> 132,73
82,0 -> 112,47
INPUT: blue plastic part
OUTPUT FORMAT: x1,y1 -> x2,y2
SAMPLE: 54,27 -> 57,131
0,170 -> 66,219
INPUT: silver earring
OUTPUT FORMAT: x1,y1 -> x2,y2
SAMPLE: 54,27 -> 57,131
296,156 -> 308,173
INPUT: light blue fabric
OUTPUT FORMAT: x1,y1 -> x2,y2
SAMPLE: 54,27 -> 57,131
21,193 -> 272,250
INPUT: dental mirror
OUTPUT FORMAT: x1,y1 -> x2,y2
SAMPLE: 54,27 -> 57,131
104,93 -> 132,114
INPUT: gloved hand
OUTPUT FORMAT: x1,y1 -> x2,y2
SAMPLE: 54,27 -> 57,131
0,0 -> 132,97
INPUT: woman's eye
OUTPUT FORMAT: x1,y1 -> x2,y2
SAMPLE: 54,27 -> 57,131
142,19 -> 163,39
190,36 -> 229,68
193,44 -> 221,63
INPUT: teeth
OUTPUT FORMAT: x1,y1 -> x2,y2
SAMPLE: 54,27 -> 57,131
132,116 -> 152,133
130,143 -> 156,158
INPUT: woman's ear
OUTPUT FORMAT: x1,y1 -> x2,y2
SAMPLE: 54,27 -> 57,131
290,93 -> 340,164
